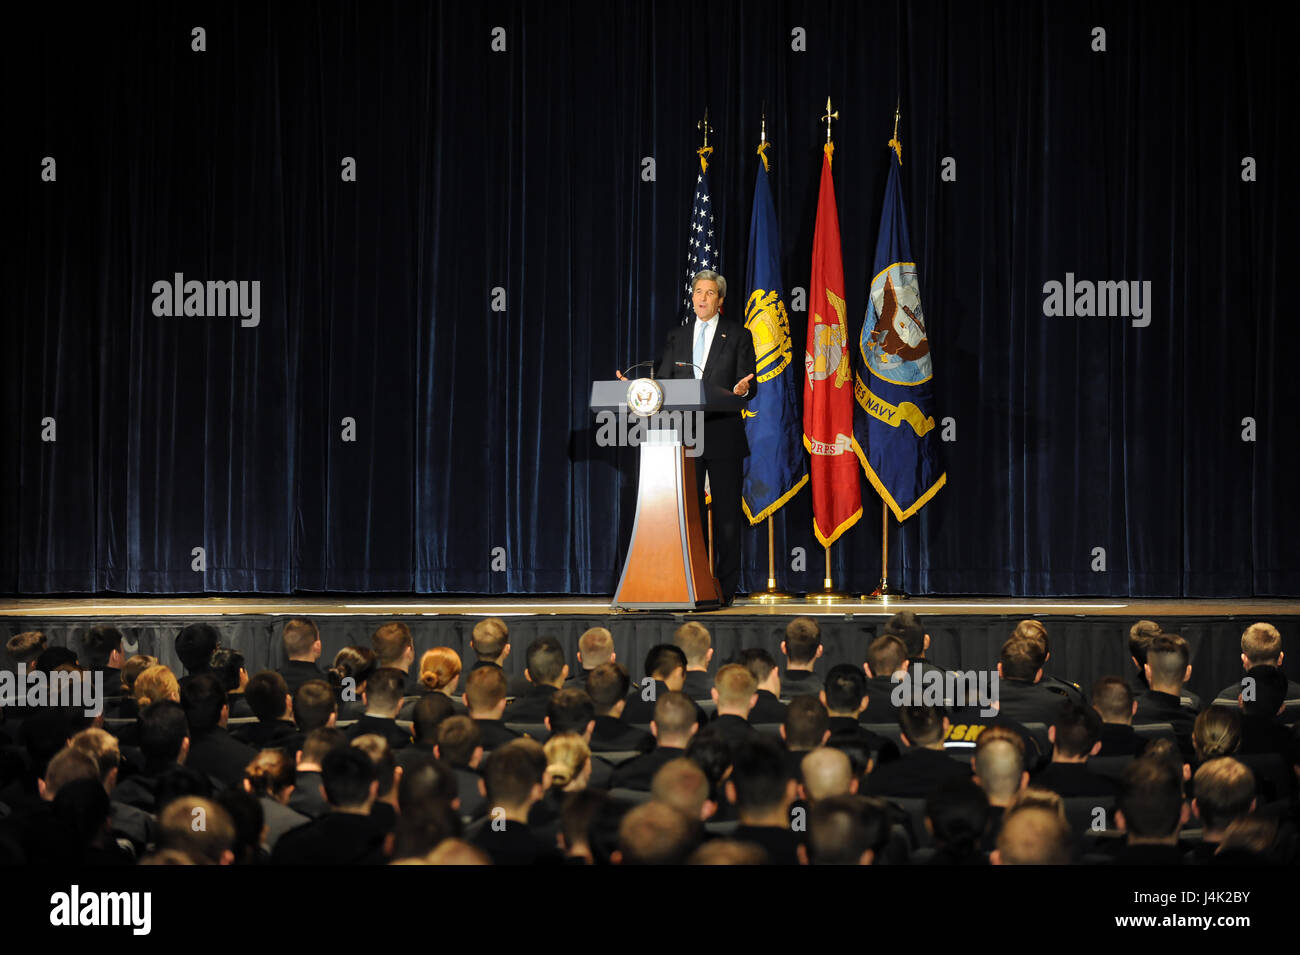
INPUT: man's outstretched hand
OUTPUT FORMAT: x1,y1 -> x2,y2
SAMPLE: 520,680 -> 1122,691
615,370 -> 628,381
733,374 -> 755,396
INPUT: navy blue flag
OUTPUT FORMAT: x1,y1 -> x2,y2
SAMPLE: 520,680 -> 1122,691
742,144 -> 807,522
681,149 -> 719,324
852,141 -> 946,520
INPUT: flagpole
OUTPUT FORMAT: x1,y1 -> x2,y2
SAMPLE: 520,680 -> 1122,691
865,101 -> 909,602
811,95 -> 853,605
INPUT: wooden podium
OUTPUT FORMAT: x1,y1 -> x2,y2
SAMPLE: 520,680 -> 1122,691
591,378 -> 742,610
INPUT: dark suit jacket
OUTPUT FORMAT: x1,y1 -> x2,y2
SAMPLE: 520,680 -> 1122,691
749,690 -> 787,725
503,684 -> 560,724
1031,761 -> 1120,797
609,746 -> 687,791
780,670 -> 823,700
344,714 -> 412,750
731,824 -> 803,865
279,660 -> 327,695
709,713 -> 759,745
590,716 -> 654,754
271,811 -> 389,865
232,719 -> 302,754
186,727 -> 257,791
682,670 -> 714,701
996,679 -> 1071,728
1134,689 -> 1199,758
288,770 -> 330,819
863,747 -> 971,799
655,314 -> 758,458
473,718 -> 522,751
622,681 -> 707,727
1097,723 -> 1145,757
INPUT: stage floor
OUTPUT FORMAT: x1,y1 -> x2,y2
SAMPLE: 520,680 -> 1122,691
2,595 -> 1297,619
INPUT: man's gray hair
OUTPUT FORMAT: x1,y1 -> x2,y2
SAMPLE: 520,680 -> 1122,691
692,270 -> 727,301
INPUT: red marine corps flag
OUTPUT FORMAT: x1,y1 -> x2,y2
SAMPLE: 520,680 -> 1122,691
803,131 -> 862,547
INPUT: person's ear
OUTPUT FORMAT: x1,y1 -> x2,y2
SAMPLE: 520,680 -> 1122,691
899,658 -> 910,673
1019,770 -> 1029,791
818,690 -> 828,708
584,719 -> 595,739
37,778 -> 47,800
1183,763 -> 1191,782
815,645 -> 823,660
1131,700 -> 1138,717
1048,725 -> 1057,744
369,779 -> 380,802
531,781 -> 545,803
725,779 -> 737,805
1179,802 -> 1190,827
820,729 -> 830,746
501,644 -> 511,661
923,634 -> 930,653
749,693 -> 759,711
392,766 -> 404,793
462,692 -> 470,709
610,849 -> 623,865
796,844 -> 810,866
780,641 -> 787,658
180,737 -> 190,761
990,849 -> 1003,866
243,779 -> 253,794
1143,663 -> 1153,684
543,716 -> 552,733
779,724 -> 787,741
1184,664 -> 1192,683
1241,653 -> 1250,670
524,667 -> 533,685
650,720 -> 659,739
284,694 -> 293,717
105,766 -> 118,791
711,687 -> 720,704
997,663 -> 1005,679
1033,668 -> 1043,683
1192,798 -> 1202,821
221,703 -> 230,723
220,849 -> 235,866
434,741 -> 445,757
701,799 -> 717,822
859,849 -> 875,866
1089,740 -> 1102,757
863,661 -> 874,679
576,651 -> 583,667
849,776 -> 860,795
900,732 -> 912,748
858,694 -> 869,714
610,651 -> 617,663
798,782 -> 809,803
1114,809 -> 1128,833
477,777 -> 487,798
706,647 -> 714,664
470,745 -> 484,769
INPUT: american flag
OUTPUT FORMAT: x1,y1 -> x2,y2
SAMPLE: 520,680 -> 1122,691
681,158 -> 718,325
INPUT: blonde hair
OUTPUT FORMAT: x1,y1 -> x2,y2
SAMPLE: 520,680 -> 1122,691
543,733 -> 590,791
419,647 -> 462,692
1007,786 -> 1066,819
70,728 -> 121,782
134,664 -> 180,706
121,654 -> 158,694
244,749 -> 295,796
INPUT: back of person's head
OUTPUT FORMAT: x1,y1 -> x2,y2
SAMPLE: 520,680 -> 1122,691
544,733 -> 590,790
294,679 -> 337,732
1013,618 -> 1049,650
328,646 -> 377,697
158,796 -> 235,864
1091,675 -> 1134,722
245,670 -> 290,722
783,695 -> 830,749
244,749 -> 294,797
121,654 -> 158,694
351,734 -> 398,797
1218,815 -> 1279,858
865,634 -> 907,678
738,648 -> 778,689
1139,738 -> 1185,780
685,727 -> 735,803
577,627 -> 615,669
1145,633 -> 1191,689
883,611 -> 926,657
728,738 -> 790,815
1193,706 -> 1242,760
688,840 -> 770,865
412,692 -> 454,742
69,728 -> 121,785
994,806 -> 1071,864
822,664 -> 867,714
42,748 -> 100,799
301,726 -> 347,767
1193,758 -> 1256,832
282,618 -> 320,660
801,747 -> 854,801
418,647 -> 462,692
134,664 -> 180,707
470,618 -> 509,660
1240,664 -> 1288,717
525,636 -> 566,686
436,716 -> 482,768
673,622 -> 711,668
806,795 -> 890,865
397,754 -> 458,809
464,664 -> 508,714
899,705 -> 946,747
140,701 -> 189,763
652,691 -> 697,742
180,673 -> 227,734
175,623 -> 221,674
484,741 -> 544,809
371,622 -> 413,668
1119,756 -> 1184,838
79,626 -> 123,669
365,667 -> 406,715
209,648 -> 246,693
587,662 -> 631,714
714,662 -> 758,710
1129,619 -> 1163,667
926,779 -> 990,858
1008,786 -> 1066,819
392,796 -> 461,860
784,617 -> 821,664
214,789 -> 264,865
561,790 -> 612,860
644,644 -> 687,682
6,630 -> 47,665
999,633 -> 1046,681
616,802 -> 696,864
1241,622 -> 1282,665
1052,702 -> 1103,758
321,746 -> 378,809
973,730 -> 1025,801
651,758 -> 711,820
547,688 -> 596,734
52,777 -> 113,857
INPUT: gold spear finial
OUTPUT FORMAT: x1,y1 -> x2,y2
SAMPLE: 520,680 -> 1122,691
698,107 -> 713,151
888,98 -> 902,164
822,96 -> 839,144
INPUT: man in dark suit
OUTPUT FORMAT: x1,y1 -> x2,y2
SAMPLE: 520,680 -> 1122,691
543,689 -> 613,789
1011,619 -> 1085,704
272,746 -> 388,865
1212,622 -> 1300,704
780,617 -> 824,699
586,663 -> 654,754
289,727 -> 346,820
503,637 -> 568,723
674,621 -> 715,700
397,693 -> 455,775
233,670 -> 302,753
623,644 -> 703,725
278,618 -> 326,695
1133,634 -> 1201,760
563,626 -> 616,691
821,665 -> 900,771
1030,702 -> 1119,797
647,269 -> 757,605
1110,756 -> 1190,865
726,738 -> 803,865
433,716 -> 487,821
462,665 -> 521,751
861,633 -> 909,724
78,626 -> 125,700
779,696 -> 831,783
610,692 -> 698,791
739,648 -> 788,725
1092,676 -> 1145,757
708,663 -> 760,745
467,742 -> 562,864
995,632 -> 1073,728
179,674 -> 257,791
863,705 -> 970,799
343,667 -> 412,750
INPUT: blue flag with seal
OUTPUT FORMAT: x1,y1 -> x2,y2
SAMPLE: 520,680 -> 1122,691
852,138 -> 946,520
742,142 -> 807,523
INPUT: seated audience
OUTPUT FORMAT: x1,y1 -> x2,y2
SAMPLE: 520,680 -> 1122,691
234,670 -> 301,751
611,692 -> 699,791
243,749 -> 310,850
566,626 -> 617,690
272,746 -> 388,865
864,705 -> 970,798
1030,702 -> 1118,796
738,648 -> 787,724
586,662 -> 654,754
674,622 -> 714,700
504,637 -> 569,723
1213,622 -> 1300,704
181,673 -> 256,790
344,667 -> 412,749
463,665 -> 520,750
780,618 -> 824,698
1091,676 -> 1143,756
1133,633 -> 1201,759
278,618 -> 326,694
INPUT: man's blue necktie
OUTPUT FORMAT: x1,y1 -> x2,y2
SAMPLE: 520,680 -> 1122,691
693,321 -> 706,379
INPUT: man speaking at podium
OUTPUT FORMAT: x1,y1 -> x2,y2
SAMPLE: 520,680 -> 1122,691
656,269 -> 757,607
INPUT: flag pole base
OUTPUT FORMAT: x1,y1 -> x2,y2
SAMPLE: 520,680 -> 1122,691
811,583 -> 854,604
753,583 -> 796,603
864,579 -> 908,600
